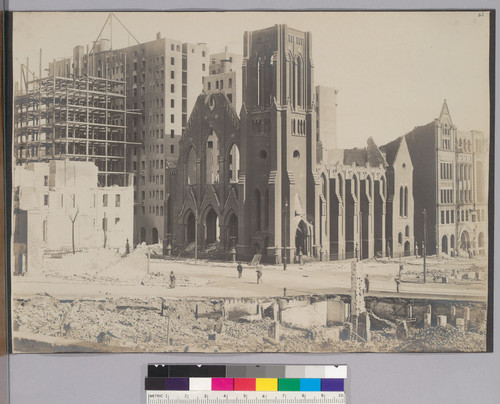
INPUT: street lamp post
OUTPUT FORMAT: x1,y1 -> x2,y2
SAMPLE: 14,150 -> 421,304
283,198 -> 288,271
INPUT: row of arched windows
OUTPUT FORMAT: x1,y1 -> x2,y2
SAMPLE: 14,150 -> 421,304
458,138 -> 473,152
292,118 -> 306,135
252,118 -> 271,134
397,226 -> 411,244
335,174 -> 385,199
457,163 -> 472,181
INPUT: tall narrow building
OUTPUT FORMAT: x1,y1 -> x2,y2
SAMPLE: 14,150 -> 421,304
203,47 -> 243,113
404,100 -> 488,256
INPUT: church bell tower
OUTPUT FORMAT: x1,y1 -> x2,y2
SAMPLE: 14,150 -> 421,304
238,24 -> 317,262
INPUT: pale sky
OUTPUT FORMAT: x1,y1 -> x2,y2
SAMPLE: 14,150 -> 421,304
12,11 -> 491,148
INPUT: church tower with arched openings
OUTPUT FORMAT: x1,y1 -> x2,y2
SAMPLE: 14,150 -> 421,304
238,24 -> 317,262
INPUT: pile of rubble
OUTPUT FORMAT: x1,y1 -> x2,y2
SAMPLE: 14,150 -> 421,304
12,293 -> 488,354
175,242 -> 232,261
397,325 -> 486,352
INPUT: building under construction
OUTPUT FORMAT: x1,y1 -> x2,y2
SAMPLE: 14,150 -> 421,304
14,74 -> 137,187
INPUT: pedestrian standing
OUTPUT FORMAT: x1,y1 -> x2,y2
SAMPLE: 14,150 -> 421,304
364,274 -> 370,293
237,262 -> 243,278
169,271 -> 176,288
256,267 -> 262,284
395,277 -> 400,293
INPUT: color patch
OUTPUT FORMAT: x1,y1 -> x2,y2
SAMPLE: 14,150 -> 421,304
264,366 -> 286,378
278,378 -> 300,391
148,365 -> 169,377
256,378 -> 278,391
234,378 -> 256,391
226,366 -> 247,378
145,378 -> 166,390
189,378 -> 212,391
304,366 -> 326,378
325,366 -> 348,379
300,378 -> 321,391
284,366 -> 306,378
321,378 -> 344,391
170,365 -> 226,377
165,378 -> 189,390
212,378 -> 234,391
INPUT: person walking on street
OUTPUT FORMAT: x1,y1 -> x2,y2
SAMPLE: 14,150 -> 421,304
169,271 -> 176,288
237,262 -> 243,278
395,277 -> 400,293
364,274 -> 370,293
256,267 -> 262,284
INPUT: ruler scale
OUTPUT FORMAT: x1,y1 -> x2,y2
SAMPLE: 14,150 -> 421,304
147,391 -> 347,403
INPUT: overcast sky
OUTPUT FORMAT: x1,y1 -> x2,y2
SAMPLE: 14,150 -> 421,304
12,11 -> 491,148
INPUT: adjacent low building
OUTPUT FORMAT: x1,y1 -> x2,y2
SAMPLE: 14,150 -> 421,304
380,136 -> 415,257
12,160 -> 133,274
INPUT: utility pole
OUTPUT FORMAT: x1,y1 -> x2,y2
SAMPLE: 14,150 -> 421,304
195,205 -> 198,264
283,198 -> 288,270
423,209 -> 427,283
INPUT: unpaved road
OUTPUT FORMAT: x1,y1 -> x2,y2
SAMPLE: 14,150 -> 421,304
12,257 -> 488,301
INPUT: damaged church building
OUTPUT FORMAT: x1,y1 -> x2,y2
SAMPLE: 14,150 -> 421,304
163,24 -> 416,263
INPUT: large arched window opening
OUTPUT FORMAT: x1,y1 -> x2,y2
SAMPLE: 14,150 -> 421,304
296,220 -> 308,255
352,175 -> 358,197
297,56 -> 303,107
404,186 -> 408,217
205,208 -> 219,244
186,212 -> 196,243
186,146 -> 197,185
399,186 -> 404,217
229,143 -> 240,183
381,176 -> 386,198
442,235 -> 448,254
205,130 -> 219,184
152,228 -> 159,244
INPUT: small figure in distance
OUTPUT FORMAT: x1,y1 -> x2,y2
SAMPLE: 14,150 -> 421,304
395,277 -> 401,293
256,267 -> 262,284
364,274 -> 370,293
169,271 -> 176,288
237,262 -> 243,279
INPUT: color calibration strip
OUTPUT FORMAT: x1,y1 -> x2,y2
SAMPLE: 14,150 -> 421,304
146,365 -> 346,392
